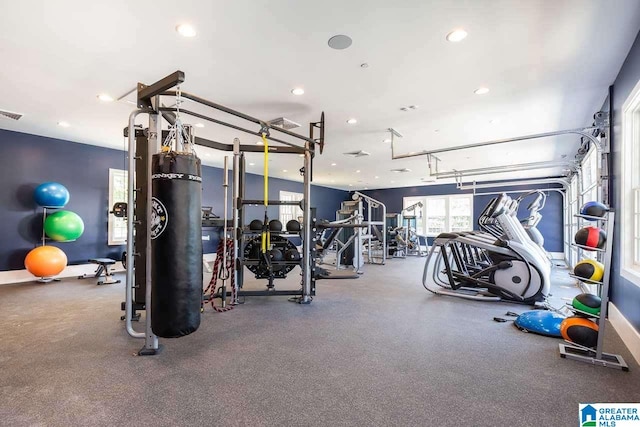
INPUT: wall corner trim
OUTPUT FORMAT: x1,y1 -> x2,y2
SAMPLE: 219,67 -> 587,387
609,302 -> 640,365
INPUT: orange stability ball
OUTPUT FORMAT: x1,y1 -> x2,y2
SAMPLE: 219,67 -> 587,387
24,246 -> 67,278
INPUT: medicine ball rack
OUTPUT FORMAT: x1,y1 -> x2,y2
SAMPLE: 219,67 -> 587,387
559,210 -> 628,371
123,71 -> 325,355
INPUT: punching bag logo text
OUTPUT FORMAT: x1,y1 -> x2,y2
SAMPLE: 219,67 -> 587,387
151,197 -> 168,239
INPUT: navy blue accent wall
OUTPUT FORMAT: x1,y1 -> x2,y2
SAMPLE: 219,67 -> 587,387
0,129 -> 348,271
361,182 -> 564,252
607,29 -> 640,332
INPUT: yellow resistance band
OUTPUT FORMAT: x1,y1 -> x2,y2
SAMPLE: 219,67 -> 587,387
261,133 -> 269,253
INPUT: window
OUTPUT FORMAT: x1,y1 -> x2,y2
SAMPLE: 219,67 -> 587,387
621,78 -> 640,285
279,191 -> 303,224
404,194 -> 473,237
108,168 -> 128,245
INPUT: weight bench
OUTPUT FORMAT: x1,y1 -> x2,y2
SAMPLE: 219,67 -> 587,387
78,258 -> 121,285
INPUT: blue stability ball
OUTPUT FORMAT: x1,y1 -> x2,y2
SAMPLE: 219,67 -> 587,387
514,310 -> 565,337
33,182 -> 70,208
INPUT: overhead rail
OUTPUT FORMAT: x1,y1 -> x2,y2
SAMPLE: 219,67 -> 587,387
456,178 -> 570,192
433,160 -> 580,180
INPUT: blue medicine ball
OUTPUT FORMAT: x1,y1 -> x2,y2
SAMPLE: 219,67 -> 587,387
580,201 -> 608,218
33,182 -> 70,208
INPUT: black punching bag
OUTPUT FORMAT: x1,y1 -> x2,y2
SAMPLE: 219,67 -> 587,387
151,151 -> 202,338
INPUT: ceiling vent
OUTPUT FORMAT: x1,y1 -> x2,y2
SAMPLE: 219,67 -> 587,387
391,168 -> 412,173
344,150 -> 371,157
268,117 -> 301,130
0,109 -> 23,121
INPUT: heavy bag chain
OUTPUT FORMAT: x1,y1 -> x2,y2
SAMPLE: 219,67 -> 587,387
203,239 -> 236,312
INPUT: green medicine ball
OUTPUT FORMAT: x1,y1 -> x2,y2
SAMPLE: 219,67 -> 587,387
44,210 -> 85,242
571,293 -> 601,316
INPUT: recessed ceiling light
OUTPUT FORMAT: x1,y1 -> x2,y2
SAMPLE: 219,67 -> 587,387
446,29 -> 468,42
383,139 -> 391,143
364,187 -> 368,190
331,162 -> 337,166
194,123 -> 205,128
331,180 -> 335,183
283,169 -> 288,172
474,87 -> 490,95
328,34 -> 352,50
347,118 -> 357,124
176,23 -> 196,37
57,121 -> 70,127
249,162 -> 255,166
348,184 -> 353,187
291,88 -> 305,96
205,153 -> 211,157
97,94 -> 113,102
256,141 -> 264,145
375,176 -> 379,179
356,170 -> 361,173
298,154 -> 304,157
390,180 -> 395,184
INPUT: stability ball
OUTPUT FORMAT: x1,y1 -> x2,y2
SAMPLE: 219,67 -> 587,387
24,245 -> 67,277
560,317 -> 599,348
44,210 -> 84,242
580,201 -> 608,218
574,226 -> 606,250
33,182 -> 70,208
573,259 -> 604,282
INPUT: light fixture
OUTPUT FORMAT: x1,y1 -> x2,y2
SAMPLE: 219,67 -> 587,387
364,187 -> 368,190
446,29 -> 468,42
383,139 -> 391,143
348,184 -> 353,187
328,34 -> 352,50
374,176 -> 379,179
347,118 -> 357,124
176,23 -> 196,37
97,94 -> 113,102
249,162 -> 255,166
291,88 -> 305,96
283,169 -> 288,172
57,121 -> 70,127
331,162 -> 337,166
194,123 -> 205,128
489,119 -> 500,124
298,154 -> 304,157
474,87 -> 490,95
331,180 -> 335,183
256,141 -> 264,145
356,170 -> 361,173
390,180 -> 395,184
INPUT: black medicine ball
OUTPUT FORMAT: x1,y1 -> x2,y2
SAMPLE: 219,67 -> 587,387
286,219 -> 301,232
269,219 -> 283,232
249,219 -> 263,231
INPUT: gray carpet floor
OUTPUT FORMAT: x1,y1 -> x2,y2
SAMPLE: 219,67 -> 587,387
0,257 -> 638,427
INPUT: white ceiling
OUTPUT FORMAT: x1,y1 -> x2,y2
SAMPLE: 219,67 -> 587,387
1,0 -> 639,191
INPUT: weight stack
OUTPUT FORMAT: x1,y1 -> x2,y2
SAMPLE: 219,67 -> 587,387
151,151 -> 202,338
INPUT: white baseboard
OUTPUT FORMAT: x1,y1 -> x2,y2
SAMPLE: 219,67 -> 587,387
550,252 -> 565,260
0,252 -> 218,286
609,302 -> 640,365
0,262 -> 125,285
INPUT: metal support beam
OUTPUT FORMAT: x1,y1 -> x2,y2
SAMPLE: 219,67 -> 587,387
391,126 -> 602,161
137,71 -> 185,109
433,160 -> 580,180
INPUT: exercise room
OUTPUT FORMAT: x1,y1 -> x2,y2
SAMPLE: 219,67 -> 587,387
1,1 -> 640,426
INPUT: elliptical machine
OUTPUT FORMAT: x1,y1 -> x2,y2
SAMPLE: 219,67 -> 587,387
422,193 -> 551,303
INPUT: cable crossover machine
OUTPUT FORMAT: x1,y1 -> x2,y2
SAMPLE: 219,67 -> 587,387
122,71 -> 325,355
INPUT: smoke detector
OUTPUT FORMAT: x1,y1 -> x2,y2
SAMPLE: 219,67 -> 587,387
0,109 -> 23,121
268,117 -> 301,130
344,150 -> 371,157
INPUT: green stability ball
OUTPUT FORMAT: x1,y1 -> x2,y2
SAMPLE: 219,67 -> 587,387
44,210 -> 85,242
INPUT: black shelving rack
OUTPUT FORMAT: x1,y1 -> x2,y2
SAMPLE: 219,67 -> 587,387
559,211 -> 629,371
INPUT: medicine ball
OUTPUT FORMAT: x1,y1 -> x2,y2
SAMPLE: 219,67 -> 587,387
574,226 -> 606,250
269,248 -> 284,271
286,219 -> 301,232
269,219 -> 283,232
573,259 -> 604,282
560,317 -> 598,348
580,201 -> 608,218
284,248 -> 301,261
249,219 -> 263,231
571,293 -> 601,316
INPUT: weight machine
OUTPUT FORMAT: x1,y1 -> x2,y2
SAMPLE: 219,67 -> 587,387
122,71 -> 325,355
